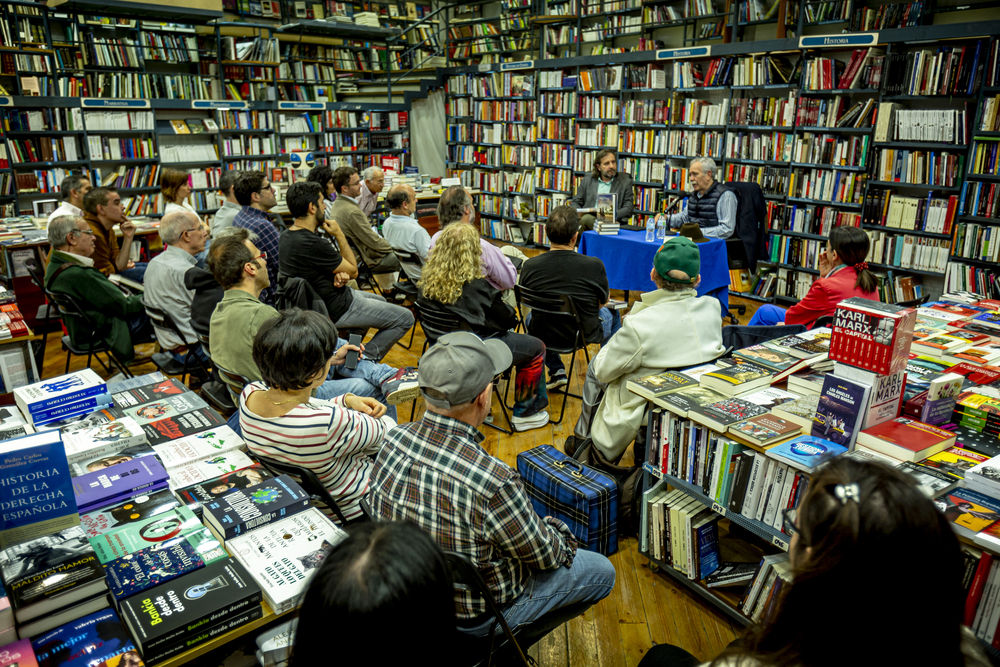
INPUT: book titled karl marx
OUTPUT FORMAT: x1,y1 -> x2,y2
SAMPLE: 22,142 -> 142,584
829,297 -> 917,376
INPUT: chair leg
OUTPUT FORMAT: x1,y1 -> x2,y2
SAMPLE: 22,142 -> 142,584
65,350 -> 71,375
483,378 -> 513,435
551,349 -> 575,425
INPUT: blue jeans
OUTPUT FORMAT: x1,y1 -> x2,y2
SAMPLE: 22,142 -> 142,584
542,307 -> 622,376
119,262 -> 147,284
748,304 -> 788,327
313,338 -> 398,420
335,290 -> 414,362
459,549 -> 615,649
169,343 -> 210,368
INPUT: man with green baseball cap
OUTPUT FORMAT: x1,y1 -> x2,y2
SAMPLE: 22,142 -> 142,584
571,236 -> 727,460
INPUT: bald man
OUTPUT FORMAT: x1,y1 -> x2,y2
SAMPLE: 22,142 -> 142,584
382,183 -> 431,281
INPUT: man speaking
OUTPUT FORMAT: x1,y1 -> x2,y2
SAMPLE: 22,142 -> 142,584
665,157 -> 737,240
570,149 -> 634,230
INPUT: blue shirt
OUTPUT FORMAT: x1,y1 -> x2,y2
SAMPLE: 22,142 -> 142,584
233,206 -> 280,303
382,213 -> 431,281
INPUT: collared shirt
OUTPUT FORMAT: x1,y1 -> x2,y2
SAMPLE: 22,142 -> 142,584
212,201 -> 242,236
596,179 -> 613,195
381,212 -> 431,280
84,211 -> 123,276
668,188 -> 738,239
57,250 -> 95,267
368,411 -> 578,619
209,289 -> 279,391
232,206 -> 280,303
429,230 -> 517,291
48,201 -> 83,224
144,245 -> 199,349
359,180 -> 378,218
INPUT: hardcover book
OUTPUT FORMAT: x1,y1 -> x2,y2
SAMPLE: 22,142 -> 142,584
140,408 -> 227,446
80,489 -> 180,539
72,456 -> 169,514
729,414 -> 801,446
811,374 -> 872,448
124,393 -> 209,426
88,506 -> 227,566
31,608 -> 140,667
700,361 -> 775,397
151,426 -> 245,469
165,451 -> 257,491
103,535 -> 208,601
688,398 -> 769,433
62,417 -> 147,470
855,417 -> 958,462
110,378 -> 187,409
829,297 -> 917,376
655,384 -> 727,418
13,370 -> 106,420
765,435 -> 847,472
202,475 -> 311,542
920,373 -> 964,425
173,465 -> 275,506
627,370 -> 699,400
937,488 -> 1000,538
732,345 -> 801,372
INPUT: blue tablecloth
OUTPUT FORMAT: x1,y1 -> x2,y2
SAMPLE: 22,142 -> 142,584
579,231 -> 730,316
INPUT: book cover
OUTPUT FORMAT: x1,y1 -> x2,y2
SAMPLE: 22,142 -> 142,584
68,443 -> 157,479
30,395 -> 114,428
0,431 -> 79,550
0,639 -> 37,667
965,454 -> 1000,498
118,558 -> 261,654
103,535 -> 208,601
738,387 -> 801,409
62,417 -> 147,470
202,475 -> 311,541
169,119 -> 190,134
920,373 -> 964,425
31,608 -> 140,667
856,417 -> 958,462
72,456 -> 169,513
702,360 -> 774,390
829,297 -> 917,375
656,384 -> 727,417
858,369 -> 906,429
124,393 -> 209,426
920,447 -> 990,480
13,370 -> 106,418
142,605 -> 263,665
110,378 -> 187,409
80,489 -> 180,539
771,394 -> 821,429
165,451 -> 256,492
140,408 -> 227,446
88,506 -> 226,566
812,374 -> 872,448
689,398 -> 769,432
766,435 -> 847,472
173,464 -> 275,506
732,345 -> 801,372
627,371 -> 698,400
226,508 -> 346,611
0,407 -> 32,442
895,461 -> 960,498
936,488 -> 1000,538
106,372 -> 165,395
595,193 -> 616,226
729,414 -> 801,446
151,426 -> 245,469
973,312 -> 1000,332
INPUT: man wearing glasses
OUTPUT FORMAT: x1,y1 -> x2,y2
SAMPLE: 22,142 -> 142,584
232,170 -> 280,303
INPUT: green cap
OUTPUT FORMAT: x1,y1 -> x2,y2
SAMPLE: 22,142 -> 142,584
653,236 -> 700,284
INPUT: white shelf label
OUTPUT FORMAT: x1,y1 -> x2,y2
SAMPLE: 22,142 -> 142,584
772,535 -> 788,550
192,100 -> 248,110
501,60 -> 534,71
711,502 -> 727,517
799,33 -> 879,48
278,101 -> 325,110
81,99 -> 150,109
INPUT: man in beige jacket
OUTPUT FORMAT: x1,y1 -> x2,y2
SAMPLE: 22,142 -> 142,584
329,166 -> 401,293
573,236 -> 726,461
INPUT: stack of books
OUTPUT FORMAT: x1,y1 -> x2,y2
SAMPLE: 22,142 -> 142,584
14,369 -> 110,428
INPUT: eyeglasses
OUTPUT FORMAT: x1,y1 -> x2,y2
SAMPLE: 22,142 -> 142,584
260,184 -> 275,193
781,508 -> 799,538
248,252 -> 267,263
73,229 -> 95,236
349,180 -> 361,187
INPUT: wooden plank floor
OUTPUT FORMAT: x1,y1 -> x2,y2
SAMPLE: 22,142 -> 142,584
35,288 -> 765,667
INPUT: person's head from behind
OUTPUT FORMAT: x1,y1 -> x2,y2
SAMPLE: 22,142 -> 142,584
436,185 -> 473,228
60,173 -> 92,208
83,187 -> 124,224
724,458 -> 967,667
49,215 -> 95,257
650,236 -> 701,291
219,169 -> 239,202
286,181 -> 326,225
293,521 -> 458,665
253,309 -> 338,393
208,227 -> 268,292
545,205 -> 581,247
333,166 -> 361,199
417,222 -> 482,305
386,184 -> 415,216
418,331 -> 511,428
592,149 -> 617,181
233,170 -> 275,210
306,165 -> 335,197
827,224 -> 877,293
689,157 -> 718,194
160,168 -> 190,204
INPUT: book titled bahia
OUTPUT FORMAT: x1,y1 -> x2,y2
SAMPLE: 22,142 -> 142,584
103,535 -> 209,601
72,456 -> 169,514
855,417 -> 958,463
202,475 -> 311,542
32,608 -> 141,667
13,370 -> 106,419
765,435 -> 847,472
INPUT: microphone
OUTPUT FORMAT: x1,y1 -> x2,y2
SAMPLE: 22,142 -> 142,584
663,193 -> 688,215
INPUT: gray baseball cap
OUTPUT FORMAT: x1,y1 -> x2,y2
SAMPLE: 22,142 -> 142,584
418,332 -> 513,409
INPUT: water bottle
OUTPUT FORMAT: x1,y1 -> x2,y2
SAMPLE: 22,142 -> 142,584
656,214 -> 667,240
645,216 -> 656,243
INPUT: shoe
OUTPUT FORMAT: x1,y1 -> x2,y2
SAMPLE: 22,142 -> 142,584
380,366 -> 420,405
511,412 -> 550,432
546,370 -> 568,392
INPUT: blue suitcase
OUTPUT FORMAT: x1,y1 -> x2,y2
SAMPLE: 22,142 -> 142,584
516,444 -> 618,555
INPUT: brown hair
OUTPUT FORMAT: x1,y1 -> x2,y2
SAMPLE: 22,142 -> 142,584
160,168 -> 189,204
829,225 -> 877,294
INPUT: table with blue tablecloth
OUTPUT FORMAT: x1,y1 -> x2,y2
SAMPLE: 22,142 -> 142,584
579,231 -> 730,316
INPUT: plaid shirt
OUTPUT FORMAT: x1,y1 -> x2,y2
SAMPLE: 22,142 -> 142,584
233,206 -> 280,303
368,412 -> 578,619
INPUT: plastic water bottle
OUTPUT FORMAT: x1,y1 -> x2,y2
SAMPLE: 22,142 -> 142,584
656,214 -> 667,240
645,216 -> 656,243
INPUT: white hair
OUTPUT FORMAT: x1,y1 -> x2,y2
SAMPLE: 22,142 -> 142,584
48,215 -> 82,248
691,157 -> 717,178
215,225 -> 258,243
159,210 -> 199,245
362,166 -> 383,181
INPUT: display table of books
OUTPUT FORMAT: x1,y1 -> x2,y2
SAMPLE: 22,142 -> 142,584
631,294 -> 1000,640
0,369 -> 345,667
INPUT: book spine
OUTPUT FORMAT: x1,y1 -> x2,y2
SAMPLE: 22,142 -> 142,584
78,479 -> 170,514
142,604 -> 264,664
31,395 -> 111,425
142,589 -> 264,653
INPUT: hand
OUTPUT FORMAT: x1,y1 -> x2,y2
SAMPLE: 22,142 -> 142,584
126,260 -> 136,270
817,250 -> 834,278
322,218 -> 342,236
120,219 -> 136,238
333,271 -> 350,288
332,341 -> 365,366
344,394 -> 386,418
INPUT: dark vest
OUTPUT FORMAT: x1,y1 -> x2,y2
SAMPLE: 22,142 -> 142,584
688,182 -> 724,229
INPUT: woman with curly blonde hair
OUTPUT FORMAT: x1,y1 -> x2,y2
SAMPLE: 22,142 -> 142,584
417,223 -> 550,431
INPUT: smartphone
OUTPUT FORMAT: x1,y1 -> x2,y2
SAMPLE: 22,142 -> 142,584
345,333 -> 362,370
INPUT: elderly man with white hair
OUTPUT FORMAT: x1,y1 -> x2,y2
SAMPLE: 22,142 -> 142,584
144,209 -> 211,367
666,157 -> 738,239
358,165 -> 384,219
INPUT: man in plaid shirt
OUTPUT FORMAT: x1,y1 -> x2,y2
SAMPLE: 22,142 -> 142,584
369,332 -> 615,649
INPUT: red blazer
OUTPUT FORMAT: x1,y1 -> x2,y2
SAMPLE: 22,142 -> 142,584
784,266 -> 879,328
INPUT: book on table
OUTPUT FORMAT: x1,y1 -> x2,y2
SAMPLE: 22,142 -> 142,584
150,425 -> 245,468
732,345 -> 802,373
88,505 -> 227,565
80,488 -> 180,538
765,435 -> 847,473
770,394 -> 820,430
31,608 -> 139,667
728,414 -> 802,446
855,417 -> 958,463
811,373 -> 872,449
62,417 -> 147,471
627,370 -> 701,400
173,464 -> 276,508
895,461 -> 961,498
700,360 -> 775,397
688,397 -> 769,434
71,456 -> 169,514
655,384 -> 727,418
829,297 -> 917,376
940,487 -> 1000,539
202,475 -> 311,542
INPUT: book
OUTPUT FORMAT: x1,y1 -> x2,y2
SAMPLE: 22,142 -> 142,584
68,442 -> 157,479
16,593 -> 110,641
765,328 -> 832,359
766,435 -> 847,472
944,345 -> 1000,367
656,384 -> 728,417
0,407 -> 33,441
833,364 -> 906,429
738,387 -> 801,409
700,361 -> 775,397
595,193 -> 616,227
770,394 -> 821,430
62,417 -> 147,473
140,407 -> 227,446
938,488 -> 1000,539
110,377 -> 187,409
965,454 -> 1000,499
185,118 -> 204,134
0,526 -> 107,624
226,508 -> 346,613
895,460 -> 961,498
31,608 -> 140,667
920,373 -> 964,425
118,558 -> 262,657
829,297 -> 917,375
79,488 -> 180,539
202,475 -> 311,542
173,464 -> 276,506
169,119 -> 190,134
812,374 -> 872,449
688,398 -> 769,433
732,345 -> 801,373
151,426 -> 244,469
0,431 -> 79,549
705,562 -> 759,588
627,370 -> 699,400
165,450 -> 257,491
203,118 -> 219,132
729,414 -> 801,446
88,506 -> 226,565
855,417 -> 958,462
103,534 -> 209,601
71,456 -> 169,514
13,370 -> 106,423
0,639 -> 37,667
919,447 -> 990,480
124,393 -> 209,426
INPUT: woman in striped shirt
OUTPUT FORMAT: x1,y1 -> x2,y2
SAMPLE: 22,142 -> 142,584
239,309 -> 394,523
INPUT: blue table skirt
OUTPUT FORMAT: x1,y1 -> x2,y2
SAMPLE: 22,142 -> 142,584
579,230 -> 730,316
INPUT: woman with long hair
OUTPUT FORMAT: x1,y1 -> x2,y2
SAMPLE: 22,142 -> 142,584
641,458 -> 990,667
748,225 -> 879,327
417,223 -> 550,431
307,164 -> 337,218
160,168 -> 201,220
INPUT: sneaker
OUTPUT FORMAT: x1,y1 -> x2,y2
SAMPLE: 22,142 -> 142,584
380,367 -> 420,405
546,370 -> 568,392
511,412 -> 550,432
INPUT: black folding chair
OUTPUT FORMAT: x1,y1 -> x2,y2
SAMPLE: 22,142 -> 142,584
144,304 -> 211,385
46,291 -> 134,378
195,332 -> 236,415
347,237 -> 383,296
515,285 -> 591,425
897,294 -> 931,308
253,454 -> 349,526
216,364 -> 252,404
25,259 -> 60,371
390,248 -> 422,350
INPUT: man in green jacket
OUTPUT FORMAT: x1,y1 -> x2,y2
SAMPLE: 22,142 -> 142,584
44,215 -> 152,364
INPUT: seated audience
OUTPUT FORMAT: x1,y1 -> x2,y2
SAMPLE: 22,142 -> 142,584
82,186 -> 146,282
294,521 -> 459,666
574,237 -> 726,459
641,458 -> 991,667
48,173 -> 92,223
381,183 -> 430,281
431,186 -> 516,290
144,210 -> 210,367
210,170 -> 242,236
232,170 -> 280,303
239,309 -> 395,523
208,229 -> 416,420
358,166 -> 384,218
306,164 -> 337,218
666,157 -> 737,240
43,215 -> 152,364
369,331 -> 616,649
329,166 -> 401,294
570,149 -> 635,230
519,205 -> 622,390
185,227 -> 247,336
749,225 -> 879,328
417,223 -> 549,431
280,181 -> 414,362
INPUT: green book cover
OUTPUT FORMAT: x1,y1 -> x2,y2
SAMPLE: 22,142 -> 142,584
88,506 -> 226,565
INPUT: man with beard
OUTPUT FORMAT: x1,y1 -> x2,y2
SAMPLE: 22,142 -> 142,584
570,149 -> 635,230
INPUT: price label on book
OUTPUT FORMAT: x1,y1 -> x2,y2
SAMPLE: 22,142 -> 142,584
772,535 -> 788,550
0,97 -> 11,107
798,33 -> 879,48
501,60 -> 534,71
711,502 -> 727,516
192,100 -> 248,110
656,46 -> 711,61
81,99 -> 151,109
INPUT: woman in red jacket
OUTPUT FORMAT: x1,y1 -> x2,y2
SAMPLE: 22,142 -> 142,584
748,225 -> 879,327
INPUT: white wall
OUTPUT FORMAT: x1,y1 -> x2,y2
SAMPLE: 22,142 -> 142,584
410,89 -> 447,177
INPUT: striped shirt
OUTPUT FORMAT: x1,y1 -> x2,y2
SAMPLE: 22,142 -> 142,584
238,382 -> 393,522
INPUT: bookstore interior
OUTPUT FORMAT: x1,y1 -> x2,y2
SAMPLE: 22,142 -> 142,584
3,0 -> 1000,664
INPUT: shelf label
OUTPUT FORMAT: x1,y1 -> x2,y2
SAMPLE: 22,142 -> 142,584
477,63 -> 493,72
278,101 -> 326,111
192,100 -> 248,110
0,97 -> 11,107
81,99 -> 150,109
711,502 -> 727,517
328,103 -> 365,111
799,33 -> 879,48
501,60 -> 534,71
656,46 -> 711,61
772,535 -> 788,550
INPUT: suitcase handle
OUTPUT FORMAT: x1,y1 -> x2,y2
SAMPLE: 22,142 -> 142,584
554,460 -> 585,478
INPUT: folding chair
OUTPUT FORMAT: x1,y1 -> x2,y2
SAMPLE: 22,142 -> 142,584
346,237 -> 383,296
25,259 -> 60,371
389,248 -> 422,350
253,454 -> 349,526
144,304 -> 211,385
216,364 -> 252,405
195,332 -> 236,415
46,291 -> 134,378
515,285 -> 591,425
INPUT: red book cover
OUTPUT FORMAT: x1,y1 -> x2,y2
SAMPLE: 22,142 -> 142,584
8,320 -> 27,337
976,300 -> 1000,311
948,362 -> 1000,386
857,417 -> 957,458
965,552 -> 994,627
0,303 -> 24,320
944,195 -> 958,234
829,297 -> 917,375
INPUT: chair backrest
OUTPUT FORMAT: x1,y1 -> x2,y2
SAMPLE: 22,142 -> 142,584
254,454 -> 349,525
47,290 -> 95,330
196,332 -> 212,357
725,236 -> 751,270
413,302 -> 471,343
216,363 -> 252,393
813,315 -> 834,329
722,323 -> 808,354
515,284 -> 587,352
896,294 -> 931,309
392,248 -> 424,267
24,258 -> 47,293
144,303 -> 188,346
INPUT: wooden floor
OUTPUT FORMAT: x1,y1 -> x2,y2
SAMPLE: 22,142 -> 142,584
35,285 -> 765,667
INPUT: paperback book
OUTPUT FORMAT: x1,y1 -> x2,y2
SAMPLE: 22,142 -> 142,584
124,393 -> 209,426
627,370 -> 699,400
937,488 -> 1000,538
895,461 -> 961,498
688,398 -> 769,433
656,384 -> 727,418
770,394 -> 821,430
68,443 -> 157,478
165,451 -> 257,491
732,345 -> 801,373
150,426 -> 245,468
855,417 -> 958,462
110,377 -> 187,409
80,489 -> 180,539
103,535 -> 208,601
173,465 -> 275,506
141,408 -> 227,446
202,475 -> 311,541
728,414 -> 801,446
920,373 -> 964,425
13,370 -> 106,422
700,361 -> 775,397
811,374 -> 872,448
964,454 -> 1000,499
31,608 -> 140,667
0,407 -> 32,441
766,435 -> 847,472
88,506 -> 226,565
72,456 -> 169,514
918,447 -> 990,480
0,639 -> 36,667
62,417 -> 147,470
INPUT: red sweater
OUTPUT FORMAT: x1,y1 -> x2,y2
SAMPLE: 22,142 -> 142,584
784,265 -> 880,328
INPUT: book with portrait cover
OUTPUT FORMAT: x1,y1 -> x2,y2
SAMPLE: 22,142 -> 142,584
80,489 -> 180,539
627,370 -> 700,400
811,374 -> 872,449
72,456 -> 169,514
202,475 -> 311,542
124,393 -> 209,426
88,506 -> 226,566
32,608 -> 141,667
140,408 -> 227,447
151,426 -> 245,469
110,378 -> 187,409
165,451 -> 256,492
688,398 -> 769,433
829,297 -> 917,376
173,465 -> 276,507
62,417 -> 147,469
68,443 -> 157,479
103,535 -> 209,601
729,414 -> 801,446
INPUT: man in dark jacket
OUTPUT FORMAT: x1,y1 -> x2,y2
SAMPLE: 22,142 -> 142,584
570,149 -> 635,230
666,157 -> 737,240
